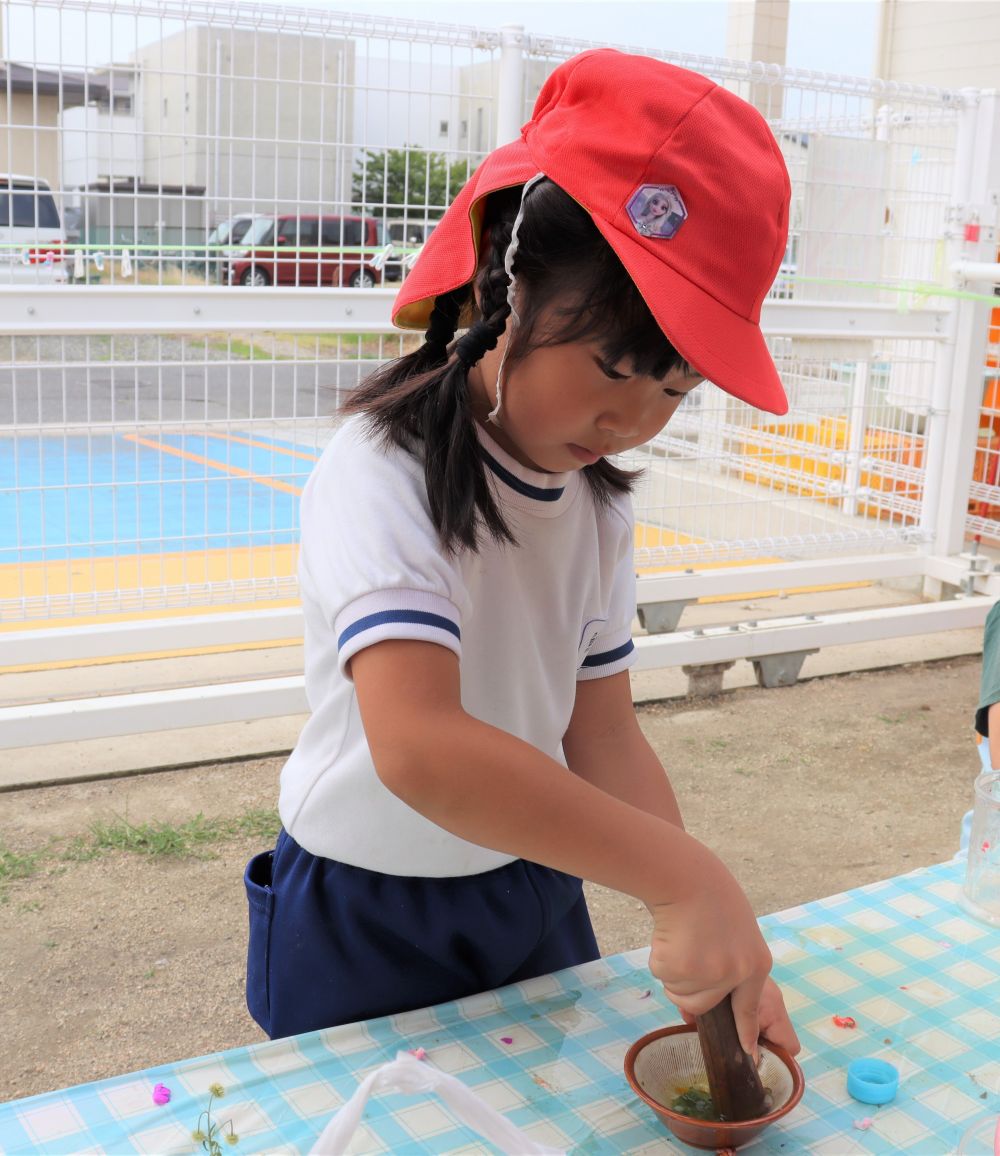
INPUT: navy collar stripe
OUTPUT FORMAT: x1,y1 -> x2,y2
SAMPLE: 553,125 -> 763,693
581,639 -> 635,667
338,610 -> 461,651
483,452 -> 564,502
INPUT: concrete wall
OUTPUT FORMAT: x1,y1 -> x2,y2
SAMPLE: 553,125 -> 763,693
61,105 -> 142,188
134,25 -> 354,220
877,0 -> 1000,88
0,92 -> 61,193
724,0 -> 788,117
457,57 -> 552,156
354,57 -> 463,156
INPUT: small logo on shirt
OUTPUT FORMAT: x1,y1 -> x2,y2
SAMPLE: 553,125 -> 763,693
578,618 -> 607,665
626,184 -> 687,239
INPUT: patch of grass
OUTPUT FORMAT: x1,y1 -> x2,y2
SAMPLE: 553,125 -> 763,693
877,713 -> 907,725
87,814 -> 218,857
0,807 -> 281,906
203,329 -> 421,363
81,808 -> 281,859
231,808 -> 282,842
61,838 -> 101,863
0,843 -> 45,886
240,337 -> 287,361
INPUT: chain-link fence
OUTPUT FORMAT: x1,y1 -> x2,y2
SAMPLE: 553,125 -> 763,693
3,0 -> 1000,743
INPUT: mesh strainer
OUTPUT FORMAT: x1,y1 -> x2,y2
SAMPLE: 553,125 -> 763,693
624,1025 -> 805,1152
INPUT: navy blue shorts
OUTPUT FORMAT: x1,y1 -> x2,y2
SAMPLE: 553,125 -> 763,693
244,829 -> 600,1039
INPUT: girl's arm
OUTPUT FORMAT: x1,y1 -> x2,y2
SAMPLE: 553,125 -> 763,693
562,670 -> 684,829
563,670 -> 799,1055
354,639 -> 702,903
351,637 -> 780,1053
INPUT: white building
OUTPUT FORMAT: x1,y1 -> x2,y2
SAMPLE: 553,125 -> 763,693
132,24 -> 355,221
60,67 -> 142,189
876,0 -> 1000,88
353,57 -> 463,156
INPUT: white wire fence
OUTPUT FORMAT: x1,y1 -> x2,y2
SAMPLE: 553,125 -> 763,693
2,0 -> 1000,713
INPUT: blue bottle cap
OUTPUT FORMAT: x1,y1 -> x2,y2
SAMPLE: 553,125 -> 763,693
847,1058 -> 899,1105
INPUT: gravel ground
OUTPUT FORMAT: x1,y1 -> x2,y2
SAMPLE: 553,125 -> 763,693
0,656 -> 980,1102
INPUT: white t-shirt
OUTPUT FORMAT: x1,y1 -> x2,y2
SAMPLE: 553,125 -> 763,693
278,414 -> 638,876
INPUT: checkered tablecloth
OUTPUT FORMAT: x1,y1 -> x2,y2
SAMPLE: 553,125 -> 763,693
1,859 -> 997,1154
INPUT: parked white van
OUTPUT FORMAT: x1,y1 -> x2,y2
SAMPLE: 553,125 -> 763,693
0,174 -> 68,284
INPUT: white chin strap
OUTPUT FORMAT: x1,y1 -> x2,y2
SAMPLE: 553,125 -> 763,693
486,172 -> 546,426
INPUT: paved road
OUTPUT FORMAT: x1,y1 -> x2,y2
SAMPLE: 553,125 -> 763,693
0,357 -> 372,426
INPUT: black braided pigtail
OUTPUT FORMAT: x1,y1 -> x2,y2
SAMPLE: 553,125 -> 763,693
415,289 -> 463,371
344,214 -> 524,552
345,285 -> 466,448
424,218 -> 517,551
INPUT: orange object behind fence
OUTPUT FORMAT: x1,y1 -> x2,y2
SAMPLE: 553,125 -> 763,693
739,416 -> 923,522
988,303 -> 1000,371
972,429 -> 1000,523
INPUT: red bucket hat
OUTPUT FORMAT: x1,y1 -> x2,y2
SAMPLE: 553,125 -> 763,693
393,48 -> 791,415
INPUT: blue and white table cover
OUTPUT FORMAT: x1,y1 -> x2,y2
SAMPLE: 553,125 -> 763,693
1,859 -> 997,1154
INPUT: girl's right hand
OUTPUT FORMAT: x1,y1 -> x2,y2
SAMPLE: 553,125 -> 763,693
647,858 -> 774,1056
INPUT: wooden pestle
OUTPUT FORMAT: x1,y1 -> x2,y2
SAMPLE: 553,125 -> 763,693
695,995 -> 769,1122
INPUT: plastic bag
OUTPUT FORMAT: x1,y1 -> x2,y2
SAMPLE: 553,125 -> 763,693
308,1050 -> 566,1155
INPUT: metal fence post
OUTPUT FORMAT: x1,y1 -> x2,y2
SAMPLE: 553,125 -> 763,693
496,25 -> 526,147
842,360 -> 870,519
921,90 -> 1000,571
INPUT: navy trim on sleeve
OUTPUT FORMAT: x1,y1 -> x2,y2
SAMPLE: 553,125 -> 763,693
338,610 -> 461,651
581,639 -> 635,668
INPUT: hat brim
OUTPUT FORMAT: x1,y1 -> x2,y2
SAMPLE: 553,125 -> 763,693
391,140 -> 538,331
392,140 -> 787,416
589,215 -> 789,415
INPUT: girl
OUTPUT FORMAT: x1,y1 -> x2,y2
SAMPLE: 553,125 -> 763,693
245,48 -> 800,1060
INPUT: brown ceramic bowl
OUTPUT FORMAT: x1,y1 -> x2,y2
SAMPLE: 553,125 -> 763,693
624,1024 -> 805,1151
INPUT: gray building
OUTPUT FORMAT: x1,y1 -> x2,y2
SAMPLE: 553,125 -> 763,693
132,24 -> 355,222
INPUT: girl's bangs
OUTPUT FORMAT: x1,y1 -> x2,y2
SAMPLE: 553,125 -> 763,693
543,279 -> 687,381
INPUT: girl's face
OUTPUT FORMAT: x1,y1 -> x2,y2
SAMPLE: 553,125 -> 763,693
468,317 -> 703,473
646,193 -> 670,218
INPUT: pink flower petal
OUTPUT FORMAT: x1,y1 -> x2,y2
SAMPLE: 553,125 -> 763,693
853,1117 -> 873,1131
152,1083 -> 171,1105
500,1036 -> 514,1045
408,1047 -> 427,1061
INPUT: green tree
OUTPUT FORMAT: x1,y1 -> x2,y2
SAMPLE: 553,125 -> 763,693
352,146 -> 474,219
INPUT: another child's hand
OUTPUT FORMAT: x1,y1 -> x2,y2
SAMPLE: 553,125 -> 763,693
647,863 -> 774,1055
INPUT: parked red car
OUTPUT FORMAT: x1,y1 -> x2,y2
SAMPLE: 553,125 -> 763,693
226,214 -> 388,287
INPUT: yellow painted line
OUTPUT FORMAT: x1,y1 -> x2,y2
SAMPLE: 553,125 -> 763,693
634,521 -> 870,602
1,633 -> 302,675
121,433 -> 304,496
0,544 -> 299,601
1,545 -> 303,672
205,430 -> 321,463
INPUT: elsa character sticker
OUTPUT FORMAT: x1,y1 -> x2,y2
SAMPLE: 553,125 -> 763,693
627,184 -> 687,239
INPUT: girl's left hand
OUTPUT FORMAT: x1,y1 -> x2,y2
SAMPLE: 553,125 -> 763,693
677,978 -> 800,1058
